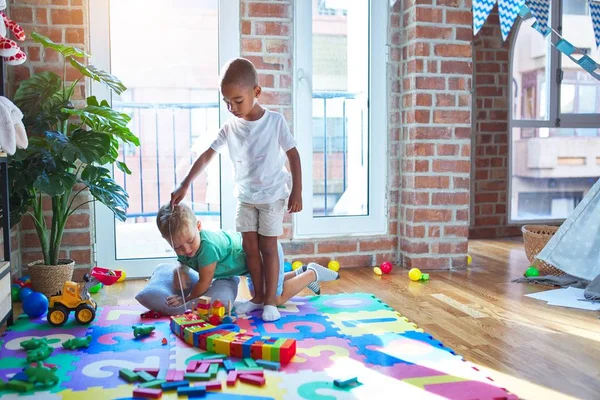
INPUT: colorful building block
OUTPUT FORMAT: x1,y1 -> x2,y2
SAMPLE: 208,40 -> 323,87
137,371 -> 157,382
203,380 -> 222,390
160,380 -> 189,391
226,371 -> 237,387
177,386 -> 206,397
255,360 -> 280,370
119,368 -> 138,382
173,370 -> 185,382
186,360 -> 198,372
208,363 -> 219,377
184,372 -> 211,381
244,358 -> 258,368
239,374 -> 265,387
132,388 -> 162,399
235,369 -> 264,376
334,377 -> 359,388
223,359 -> 235,372
134,368 -> 159,376
138,379 -> 166,389
196,363 -> 209,373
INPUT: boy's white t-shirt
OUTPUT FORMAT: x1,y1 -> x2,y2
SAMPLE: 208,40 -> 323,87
210,109 -> 297,205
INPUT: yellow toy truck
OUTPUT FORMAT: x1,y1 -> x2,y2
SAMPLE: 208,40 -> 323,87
47,267 -> 121,326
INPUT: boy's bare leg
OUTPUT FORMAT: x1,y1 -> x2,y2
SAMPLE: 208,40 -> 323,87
235,231 -> 264,314
275,269 -> 318,305
259,235 -> 281,321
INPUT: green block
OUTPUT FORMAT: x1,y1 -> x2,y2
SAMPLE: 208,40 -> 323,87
244,358 -> 258,368
139,379 -> 166,389
236,367 -> 264,373
184,373 -> 211,381
118,368 -> 138,382
200,353 -> 225,360
7,380 -> 34,392
136,371 -> 156,382
208,363 -> 219,377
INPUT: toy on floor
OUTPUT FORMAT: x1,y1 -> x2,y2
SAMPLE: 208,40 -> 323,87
408,268 -> 429,282
20,337 -> 50,351
141,310 -> 163,319
26,344 -> 53,362
24,362 -> 58,388
380,261 -> 393,274
89,282 -> 103,294
22,291 -> 49,318
524,266 -> 540,277
292,261 -> 303,271
19,287 -> 32,301
328,260 -> 340,272
47,267 -> 121,327
284,261 -> 292,272
194,296 -> 236,325
62,335 -> 92,350
133,324 -> 155,338
117,269 -> 126,282
467,254 -> 472,265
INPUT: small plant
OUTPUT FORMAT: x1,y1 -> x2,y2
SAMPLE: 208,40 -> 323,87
5,32 -> 139,266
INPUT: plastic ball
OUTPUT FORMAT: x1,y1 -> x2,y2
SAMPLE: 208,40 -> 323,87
380,261 -> 393,274
524,266 -> 540,277
284,262 -> 292,273
373,267 -> 383,276
292,261 -> 303,271
20,275 -> 30,283
89,282 -> 103,294
408,268 -> 422,281
11,284 -> 21,302
22,292 -> 49,318
328,260 -> 340,272
117,270 -> 126,282
19,287 -> 33,301
467,255 -> 472,265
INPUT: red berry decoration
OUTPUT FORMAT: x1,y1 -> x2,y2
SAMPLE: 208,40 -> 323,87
380,261 -> 393,274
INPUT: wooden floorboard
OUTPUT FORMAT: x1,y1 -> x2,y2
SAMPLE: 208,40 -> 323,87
6,237 -> 600,399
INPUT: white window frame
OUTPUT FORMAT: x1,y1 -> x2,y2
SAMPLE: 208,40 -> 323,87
293,0 -> 388,238
509,0 -> 600,224
90,0 -> 239,275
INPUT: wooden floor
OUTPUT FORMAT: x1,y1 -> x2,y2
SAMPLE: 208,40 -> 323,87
11,238 -> 600,399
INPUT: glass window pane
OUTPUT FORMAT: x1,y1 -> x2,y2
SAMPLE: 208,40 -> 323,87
311,0 -> 368,217
561,84 -> 575,113
512,20 -> 550,120
110,0 -> 222,259
561,0 -> 600,114
510,127 -> 598,222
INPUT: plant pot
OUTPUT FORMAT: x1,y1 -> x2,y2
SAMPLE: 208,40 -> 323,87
28,259 -> 75,297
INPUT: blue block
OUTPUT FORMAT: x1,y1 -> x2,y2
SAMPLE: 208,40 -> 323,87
178,385 -> 206,396
161,380 -> 190,391
334,377 -> 359,387
113,398 -> 147,400
556,39 -> 576,56
223,359 -> 235,372
255,359 -> 280,370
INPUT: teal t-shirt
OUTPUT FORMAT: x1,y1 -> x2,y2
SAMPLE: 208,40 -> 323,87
177,230 -> 248,279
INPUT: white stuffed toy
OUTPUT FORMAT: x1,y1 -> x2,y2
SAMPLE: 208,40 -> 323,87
0,96 -> 27,154
0,0 -> 26,65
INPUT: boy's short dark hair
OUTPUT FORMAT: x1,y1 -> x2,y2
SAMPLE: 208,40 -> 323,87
219,58 -> 258,89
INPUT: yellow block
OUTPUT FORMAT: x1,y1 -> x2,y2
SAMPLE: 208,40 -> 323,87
214,338 -> 231,356
262,343 -> 273,361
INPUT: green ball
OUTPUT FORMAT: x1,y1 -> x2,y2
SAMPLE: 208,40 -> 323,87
89,282 -> 103,294
524,266 -> 540,277
11,285 -> 21,302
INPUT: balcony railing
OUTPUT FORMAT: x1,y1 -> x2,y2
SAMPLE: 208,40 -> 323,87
114,91 -> 359,220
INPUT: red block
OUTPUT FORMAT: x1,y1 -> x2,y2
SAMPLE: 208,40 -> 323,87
196,363 -> 209,373
279,339 -> 296,365
133,387 -> 162,398
238,369 -> 263,376
203,380 -> 222,390
186,361 -> 198,372
239,374 -> 266,386
173,370 -> 185,381
226,371 -> 237,387
230,341 -> 243,358
250,341 -> 264,360
165,369 -> 176,382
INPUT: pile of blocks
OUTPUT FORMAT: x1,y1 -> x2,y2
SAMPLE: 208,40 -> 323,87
118,354 -> 282,398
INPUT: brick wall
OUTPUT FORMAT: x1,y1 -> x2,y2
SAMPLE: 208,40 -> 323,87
7,0 -> 94,271
240,0 -> 400,268
395,0 -> 473,269
470,8 -> 519,239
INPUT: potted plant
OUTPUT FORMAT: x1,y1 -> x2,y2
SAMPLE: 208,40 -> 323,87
5,32 -> 139,296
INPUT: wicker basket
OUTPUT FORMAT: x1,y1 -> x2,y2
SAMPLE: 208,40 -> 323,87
28,259 -> 75,297
521,225 -> 565,276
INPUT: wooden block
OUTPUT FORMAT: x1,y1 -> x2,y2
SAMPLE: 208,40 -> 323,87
165,369 -> 176,382
208,363 -> 219,377
223,359 -> 235,372
184,372 -> 211,381
203,380 -> 222,390
234,368 -> 264,376
177,385 -> 206,397
256,359 -> 280,371
226,370 -> 237,387
134,368 -> 159,376
138,379 -> 166,389
201,353 -> 225,360
173,370 -> 185,382
186,360 -> 198,372
160,380 -> 189,391
239,374 -> 266,386
196,363 -> 210,373
132,387 -> 162,398
244,358 -> 258,368
137,371 -> 156,382
119,368 -> 138,382
334,377 -> 359,388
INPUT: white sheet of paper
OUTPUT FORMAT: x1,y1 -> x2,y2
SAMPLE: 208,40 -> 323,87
526,287 -> 600,311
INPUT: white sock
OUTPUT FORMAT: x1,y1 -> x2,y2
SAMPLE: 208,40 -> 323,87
262,305 -> 281,322
234,300 -> 263,314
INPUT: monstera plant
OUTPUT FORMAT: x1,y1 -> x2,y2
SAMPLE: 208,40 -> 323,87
5,32 -> 139,295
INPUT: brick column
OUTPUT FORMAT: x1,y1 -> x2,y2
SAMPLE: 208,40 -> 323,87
397,0 -> 472,269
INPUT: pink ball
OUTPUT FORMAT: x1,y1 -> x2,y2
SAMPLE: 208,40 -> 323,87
380,261 -> 393,274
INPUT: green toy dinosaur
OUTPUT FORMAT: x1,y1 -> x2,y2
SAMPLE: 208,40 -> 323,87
25,362 -> 59,387
20,337 -> 51,351
26,344 -> 53,363
62,335 -> 92,350
132,324 -> 155,338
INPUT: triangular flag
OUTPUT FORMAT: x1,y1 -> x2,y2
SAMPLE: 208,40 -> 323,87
525,0 -> 550,36
498,0 -> 526,41
590,0 -> 600,48
473,0 -> 497,35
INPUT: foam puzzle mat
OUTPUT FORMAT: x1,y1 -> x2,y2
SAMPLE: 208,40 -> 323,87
0,293 -> 518,399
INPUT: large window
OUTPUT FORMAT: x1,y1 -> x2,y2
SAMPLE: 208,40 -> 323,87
510,0 -> 600,222
294,0 -> 387,237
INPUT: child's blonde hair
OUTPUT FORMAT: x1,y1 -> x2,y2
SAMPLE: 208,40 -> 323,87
219,58 -> 258,89
156,203 -> 197,239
